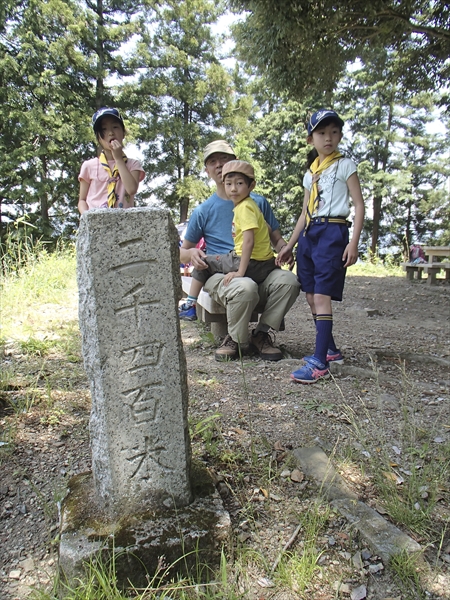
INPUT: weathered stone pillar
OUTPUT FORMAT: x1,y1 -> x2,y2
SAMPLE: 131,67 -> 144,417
76,207 -> 192,514
59,208 -> 230,588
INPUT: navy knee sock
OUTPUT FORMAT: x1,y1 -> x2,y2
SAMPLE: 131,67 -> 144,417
314,314 -> 333,366
313,313 -> 338,353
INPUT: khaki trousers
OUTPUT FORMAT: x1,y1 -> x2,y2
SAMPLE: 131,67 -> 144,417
203,268 -> 300,344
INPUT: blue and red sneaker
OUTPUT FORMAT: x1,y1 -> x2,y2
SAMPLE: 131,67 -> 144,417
291,356 -> 330,384
179,303 -> 197,321
303,349 -> 344,364
326,349 -> 344,364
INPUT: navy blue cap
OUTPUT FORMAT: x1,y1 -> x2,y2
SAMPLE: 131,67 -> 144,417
92,107 -> 124,131
307,109 -> 344,135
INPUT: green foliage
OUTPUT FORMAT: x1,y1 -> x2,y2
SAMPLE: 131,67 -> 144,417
126,0 -> 237,222
349,257 -> 403,278
0,0 -> 448,254
0,0 -> 96,239
0,236 -> 77,340
0,0 -> 144,240
230,0 -> 450,100
334,49 -> 450,256
250,94 -> 312,235
275,501 -> 330,593
390,551 -> 427,600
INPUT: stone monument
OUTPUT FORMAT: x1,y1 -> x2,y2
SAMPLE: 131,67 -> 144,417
59,208 -> 230,588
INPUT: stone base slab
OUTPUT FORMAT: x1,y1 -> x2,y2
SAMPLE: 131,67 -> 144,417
59,465 -> 231,590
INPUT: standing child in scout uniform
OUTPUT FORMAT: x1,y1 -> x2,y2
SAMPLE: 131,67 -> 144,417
277,109 -> 365,383
78,107 -> 145,214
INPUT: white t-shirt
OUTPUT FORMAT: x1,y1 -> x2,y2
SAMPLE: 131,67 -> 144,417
303,157 -> 357,218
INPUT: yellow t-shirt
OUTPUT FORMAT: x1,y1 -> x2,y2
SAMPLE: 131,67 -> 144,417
232,197 -> 274,261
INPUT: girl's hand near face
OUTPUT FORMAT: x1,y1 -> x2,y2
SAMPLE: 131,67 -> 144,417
110,139 -> 124,161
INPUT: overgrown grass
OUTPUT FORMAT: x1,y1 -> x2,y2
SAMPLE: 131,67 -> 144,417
0,237 -> 83,455
390,550 -> 427,600
336,364 -> 450,540
30,548 -> 244,599
350,254 -> 404,278
275,500 -> 330,594
1,236 -> 77,341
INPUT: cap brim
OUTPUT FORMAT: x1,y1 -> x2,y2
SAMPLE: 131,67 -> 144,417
309,116 -> 344,134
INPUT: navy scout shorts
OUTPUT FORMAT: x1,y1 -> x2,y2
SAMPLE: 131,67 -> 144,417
296,218 -> 349,301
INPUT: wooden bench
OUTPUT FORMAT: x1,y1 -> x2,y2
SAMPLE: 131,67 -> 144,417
402,262 -> 450,285
181,275 -> 227,337
181,276 -> 267,339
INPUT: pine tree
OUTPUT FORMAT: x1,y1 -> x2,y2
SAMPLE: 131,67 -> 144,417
0,0 -> 94,239
126,0 -> 235,222
334,50 -> 449,258
0,0 -> 144,240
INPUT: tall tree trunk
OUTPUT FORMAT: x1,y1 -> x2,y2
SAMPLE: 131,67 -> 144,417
40,156 -> 50,228
179,98 -> 190,223
370,98 -> 393,255
370,194 -> 382,256
403,197 -> 413,259
96,0 -> 105,108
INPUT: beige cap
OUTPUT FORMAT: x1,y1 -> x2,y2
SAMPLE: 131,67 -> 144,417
222,160 -> 255,181
203,140 -> 235,164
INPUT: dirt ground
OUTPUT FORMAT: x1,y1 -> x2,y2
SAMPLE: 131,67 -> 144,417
0,273 -> 449,599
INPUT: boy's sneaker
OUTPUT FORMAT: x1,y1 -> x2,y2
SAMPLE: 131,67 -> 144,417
291,356 -> 330,384
326,349 -> 344,364
302,350 -> 344,364
179,303 -> 197,321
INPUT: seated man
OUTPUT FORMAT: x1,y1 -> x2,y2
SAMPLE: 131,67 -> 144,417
180,140 -> 300,361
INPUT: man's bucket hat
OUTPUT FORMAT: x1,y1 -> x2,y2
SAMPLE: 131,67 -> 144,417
203,140 -> 236,164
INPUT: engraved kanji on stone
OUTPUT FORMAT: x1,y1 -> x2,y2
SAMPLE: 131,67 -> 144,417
124,435 -> 174,480
122,384 -> 163,425
122,342 -> 164,375
111,259 -> 156,279
114,282 -> 159,324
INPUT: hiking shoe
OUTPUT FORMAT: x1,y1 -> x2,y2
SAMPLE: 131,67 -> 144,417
303,350 -> 344,364
326,349 -> 344,364
179,303 -> 197,321
291,356 -> 330,384
215,334 -> 239,361
250,330 -> 283,361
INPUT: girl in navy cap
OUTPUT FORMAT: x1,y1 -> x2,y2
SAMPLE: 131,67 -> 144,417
277,109 -> 365,383
78,107 -> 145,214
